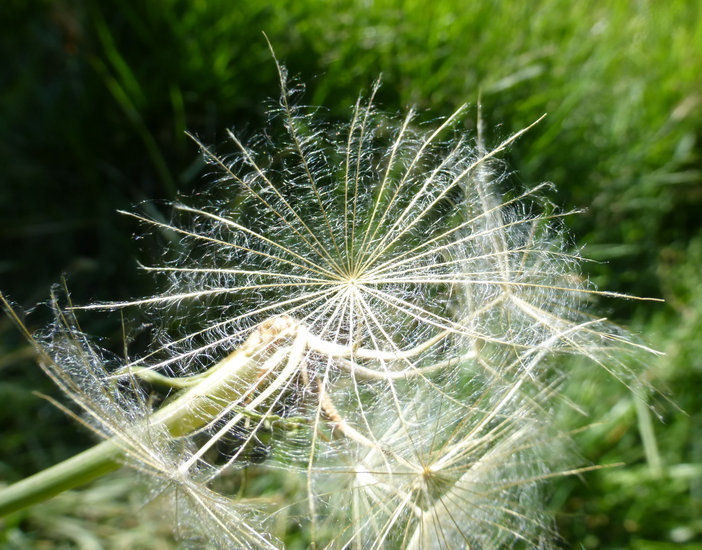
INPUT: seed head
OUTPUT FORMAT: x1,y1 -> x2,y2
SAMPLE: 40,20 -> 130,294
11,50 -> 659,549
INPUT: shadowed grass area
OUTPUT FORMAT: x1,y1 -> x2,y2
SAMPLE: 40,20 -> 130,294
1,0 -> 700,547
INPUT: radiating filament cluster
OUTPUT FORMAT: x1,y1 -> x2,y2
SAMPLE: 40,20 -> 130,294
30,50 -> 657,549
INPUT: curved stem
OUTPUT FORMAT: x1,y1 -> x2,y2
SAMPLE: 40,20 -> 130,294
0,326 -> 274,518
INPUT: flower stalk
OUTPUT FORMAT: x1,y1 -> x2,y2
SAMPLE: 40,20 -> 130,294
0,295 -> 291,518
0,438 -> 121,518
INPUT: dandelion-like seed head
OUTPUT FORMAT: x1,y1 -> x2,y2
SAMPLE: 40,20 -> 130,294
11,48 -> 659,549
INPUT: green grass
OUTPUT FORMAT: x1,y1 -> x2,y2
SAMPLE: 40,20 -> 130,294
1,0 -> 700,547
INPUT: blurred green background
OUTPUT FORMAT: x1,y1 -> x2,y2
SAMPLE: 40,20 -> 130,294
1,0 -> 700,548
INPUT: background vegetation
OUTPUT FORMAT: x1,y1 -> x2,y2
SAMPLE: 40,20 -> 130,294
1,0 -> 700,547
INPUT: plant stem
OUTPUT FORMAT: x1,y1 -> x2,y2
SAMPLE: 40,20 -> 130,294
0,439 -> 121,517
0,335 -> 267,518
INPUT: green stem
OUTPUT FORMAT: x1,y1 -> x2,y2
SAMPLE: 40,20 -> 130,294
0,337 -> 268,518
0,439 -> 122,517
